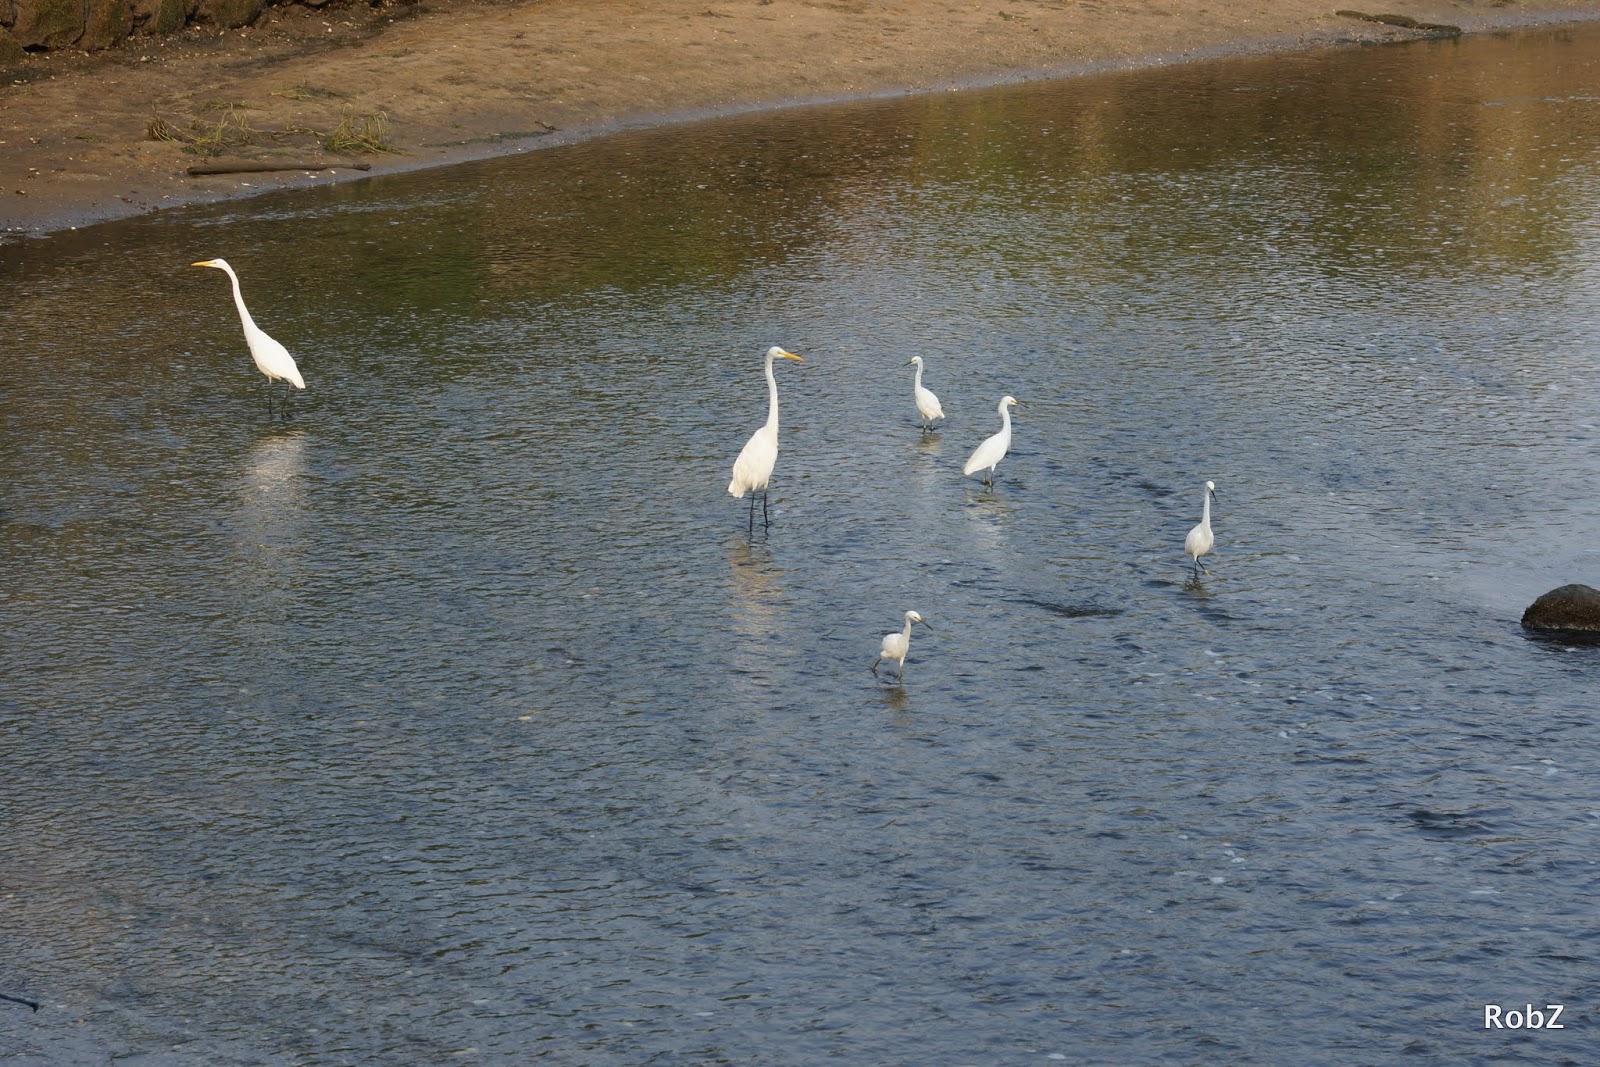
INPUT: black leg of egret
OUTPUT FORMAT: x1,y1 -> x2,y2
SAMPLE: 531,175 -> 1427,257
761,489 -> 771,528
870,657 -> 880,675
0,992 -> 39,1012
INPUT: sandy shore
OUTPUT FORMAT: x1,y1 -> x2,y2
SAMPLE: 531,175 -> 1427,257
5,0 -> 1600,238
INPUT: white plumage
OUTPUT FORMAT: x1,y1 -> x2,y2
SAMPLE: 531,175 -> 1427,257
192,258 -> 305,415
1185,480 -> 1217,575
871,609 -> 932,680
728,346 -> 805,529
905,355 -> 945,431
963,395 -> 1018,485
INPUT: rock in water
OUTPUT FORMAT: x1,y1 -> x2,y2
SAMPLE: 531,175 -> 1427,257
1521,584 -> 1600,638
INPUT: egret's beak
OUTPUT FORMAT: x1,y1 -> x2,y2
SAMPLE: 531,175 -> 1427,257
1210,487 -> 1219,499
779,350 -> 804,362
191,260 -> 218,268
904,359 -> 917,366
918,619 -> 934,631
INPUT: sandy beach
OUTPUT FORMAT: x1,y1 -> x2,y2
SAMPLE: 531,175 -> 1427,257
5,0 -> 1600,238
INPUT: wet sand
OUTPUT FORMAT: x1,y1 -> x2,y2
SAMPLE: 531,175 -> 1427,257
4,0 -> 1600,238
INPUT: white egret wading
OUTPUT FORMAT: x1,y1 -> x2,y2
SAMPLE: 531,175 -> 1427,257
192,258 -> 305,416
905,355 -> 945,431
1185,480 -> 1217,575
963,395 -> 1019,486
871,609 -> 933,680
728,346 -> 805,531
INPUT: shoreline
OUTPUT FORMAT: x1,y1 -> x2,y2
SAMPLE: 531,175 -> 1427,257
5,0 -> 1600,240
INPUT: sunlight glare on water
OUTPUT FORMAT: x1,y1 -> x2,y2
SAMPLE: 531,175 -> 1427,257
4,24 -> 1600,1065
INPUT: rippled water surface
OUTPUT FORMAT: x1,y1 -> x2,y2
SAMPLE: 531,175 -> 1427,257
5,23 -> 1600,1065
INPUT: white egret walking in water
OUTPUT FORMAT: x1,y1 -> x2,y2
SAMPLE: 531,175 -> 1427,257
871,609 -> 932,680
728,345 -> 805,531
905,355 -> 945,431
192,258 -> 305,416
963,395 -> 1018,486
1185,480 -> 1217,575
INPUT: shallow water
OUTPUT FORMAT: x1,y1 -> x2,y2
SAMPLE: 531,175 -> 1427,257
4,23 -> 1600,1065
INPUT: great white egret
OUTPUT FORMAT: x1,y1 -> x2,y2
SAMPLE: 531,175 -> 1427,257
871,609 -> 932,680
192,258 -> 305,416
963,395 -> 1018,486
728,346 -> 805,531
1185,480 -> 1218,575
905,355 -> 945,431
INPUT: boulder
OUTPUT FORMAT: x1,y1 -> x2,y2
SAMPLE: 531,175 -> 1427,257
0,29 -> 26,66
11,0 -> 85,49
132,0 -> 193,36
82,0 -> 134,50
195,0 -> 263,28
1521,584 -> 1600,638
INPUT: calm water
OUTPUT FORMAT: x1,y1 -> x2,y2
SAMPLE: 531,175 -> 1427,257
5,23 -> 1600,1066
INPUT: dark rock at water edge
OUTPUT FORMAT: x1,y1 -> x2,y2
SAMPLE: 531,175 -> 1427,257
1521,584 -> 1600,638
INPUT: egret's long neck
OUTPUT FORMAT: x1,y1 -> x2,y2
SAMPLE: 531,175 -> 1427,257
902,617 -> 915,643
222,266 -> 257,333
764,353 -> 781,434
1201,491 -> 1212,525
912,362 -> 924,391
998,403 -> 1012,433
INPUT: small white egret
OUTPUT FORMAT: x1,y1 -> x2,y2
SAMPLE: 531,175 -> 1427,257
192,258 -> 305,416
1185,480 -> 1218,575
904,355 -> 945,432
962,395 -> 1019,486
728,345 -> 805,531
870,609 -> 933,680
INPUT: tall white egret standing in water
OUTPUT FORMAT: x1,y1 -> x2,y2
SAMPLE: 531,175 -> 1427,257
871,609 -> 932,681
904,355 -> 945,432
963,395 -> 1018,486
1185,480 -> 1217,575
728,346 -> 805,531
192,258 -> 305,416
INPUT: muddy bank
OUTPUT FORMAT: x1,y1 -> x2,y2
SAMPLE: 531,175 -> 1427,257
4,0 -> 1600,239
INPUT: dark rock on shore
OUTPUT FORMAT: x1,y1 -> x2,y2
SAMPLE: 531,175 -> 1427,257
1521,584 -> 1600,639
